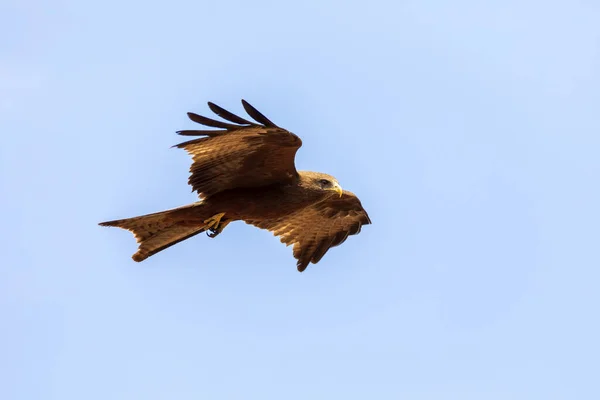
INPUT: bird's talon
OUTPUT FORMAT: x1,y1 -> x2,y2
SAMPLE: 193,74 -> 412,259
207,228 -> 220,238
204,213 -> 230,238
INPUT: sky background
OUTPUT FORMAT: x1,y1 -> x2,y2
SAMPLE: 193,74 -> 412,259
2,0 -> 599,399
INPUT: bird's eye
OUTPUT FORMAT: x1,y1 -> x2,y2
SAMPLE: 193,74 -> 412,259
319,179 -> 331,186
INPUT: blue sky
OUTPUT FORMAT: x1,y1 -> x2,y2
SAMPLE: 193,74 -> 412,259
2,0 -> 599,398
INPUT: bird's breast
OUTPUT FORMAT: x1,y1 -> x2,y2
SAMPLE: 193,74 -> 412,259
206,184 -> 317,221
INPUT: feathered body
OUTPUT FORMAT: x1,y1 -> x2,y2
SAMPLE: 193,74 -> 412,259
100,100 -> 370,272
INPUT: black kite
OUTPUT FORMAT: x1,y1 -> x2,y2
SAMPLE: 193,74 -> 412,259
99,100 -> 371,272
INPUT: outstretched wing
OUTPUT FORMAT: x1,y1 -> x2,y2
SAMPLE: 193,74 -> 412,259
175,100 -> 302,198
248,191 -> 371,272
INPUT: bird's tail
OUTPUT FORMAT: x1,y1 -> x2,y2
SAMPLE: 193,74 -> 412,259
99,202 -> 210,262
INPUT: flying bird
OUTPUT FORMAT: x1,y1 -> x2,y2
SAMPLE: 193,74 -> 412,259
99,100 -> 371,272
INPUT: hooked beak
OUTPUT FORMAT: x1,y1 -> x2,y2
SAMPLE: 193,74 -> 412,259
333,184 -> 343,198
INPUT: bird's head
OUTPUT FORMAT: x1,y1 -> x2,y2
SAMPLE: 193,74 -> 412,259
300,171 -> 343,198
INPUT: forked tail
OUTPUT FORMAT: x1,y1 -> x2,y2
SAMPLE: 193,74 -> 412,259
99,202 -> 209,262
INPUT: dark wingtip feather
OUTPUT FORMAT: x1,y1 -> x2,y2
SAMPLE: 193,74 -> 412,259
186,112 -> 241,130
99,220 -> 118,227
311,237 -> 336,264
297,259 -> 309,272
241,99 -> 277,127
176,130 -> 226,137
208,102 -> 256,126
132,252 -> 146,262
172,137 -> 208,148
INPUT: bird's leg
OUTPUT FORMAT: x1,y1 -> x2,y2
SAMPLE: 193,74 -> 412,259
207,219 -> 231,238
204,212 -> 229,238
204,212 -> 225,230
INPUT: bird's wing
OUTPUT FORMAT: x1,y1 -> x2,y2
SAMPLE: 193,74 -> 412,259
174,100 -> 302,198
248,191 -> 371,272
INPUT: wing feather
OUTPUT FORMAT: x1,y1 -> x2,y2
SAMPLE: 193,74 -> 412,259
242,99 -> 277,127
208,102 -> 258,125
175,100 -> 302,198
186,112 -> 244,130
175,130 -> 227,137
247,191 -> 371,272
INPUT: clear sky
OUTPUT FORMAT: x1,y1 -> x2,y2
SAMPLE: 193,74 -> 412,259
2,0 -> 599,399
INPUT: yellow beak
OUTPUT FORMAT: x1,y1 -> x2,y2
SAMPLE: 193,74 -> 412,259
333,184 -> 343,197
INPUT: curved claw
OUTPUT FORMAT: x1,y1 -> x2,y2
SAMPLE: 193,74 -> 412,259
207,228 -> 221,238
204,215 -> 230,238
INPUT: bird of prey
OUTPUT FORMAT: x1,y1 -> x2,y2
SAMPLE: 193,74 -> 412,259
99,100 -> 371,272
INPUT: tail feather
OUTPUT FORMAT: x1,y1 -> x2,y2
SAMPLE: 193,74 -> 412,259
99,203 -> 208,262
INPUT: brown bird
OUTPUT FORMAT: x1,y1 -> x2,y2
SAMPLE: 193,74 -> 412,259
99,100 -> 371,272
